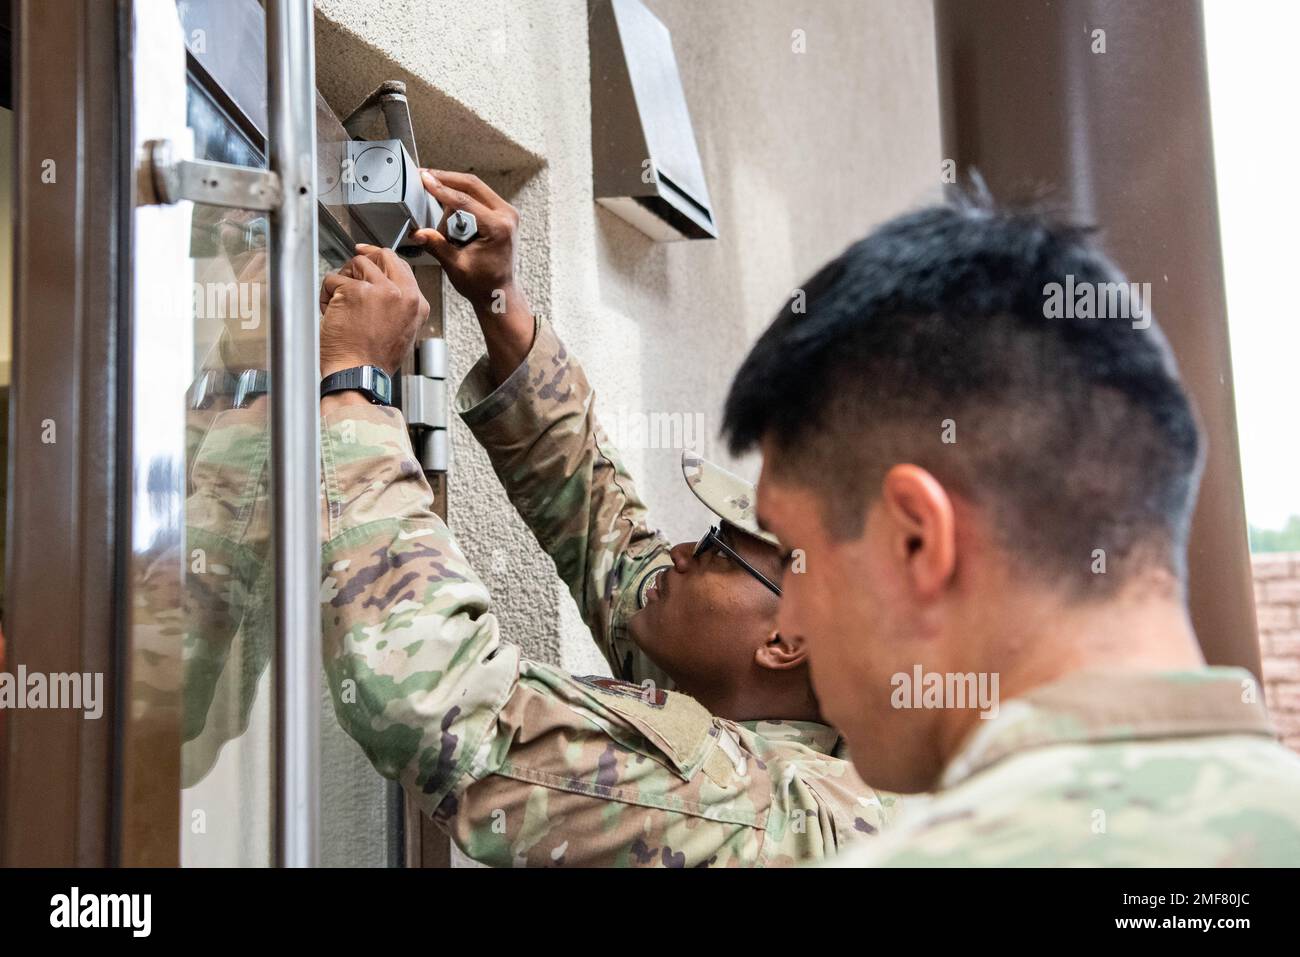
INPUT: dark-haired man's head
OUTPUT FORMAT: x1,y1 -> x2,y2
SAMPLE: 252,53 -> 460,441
722,197 -> 1208,792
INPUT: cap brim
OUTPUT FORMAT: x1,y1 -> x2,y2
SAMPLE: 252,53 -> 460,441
681,450 -> 781,548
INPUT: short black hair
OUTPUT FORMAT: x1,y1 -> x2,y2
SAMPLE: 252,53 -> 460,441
722,194 -> 1204,594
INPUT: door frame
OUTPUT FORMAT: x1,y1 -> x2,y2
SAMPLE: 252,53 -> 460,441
1,0 -> 127,867
2,0 -> 432,868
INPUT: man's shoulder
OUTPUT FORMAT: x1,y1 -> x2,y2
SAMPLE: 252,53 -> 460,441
729,720 -> 900,855
443,664 -> 775,866
456,664 -> 889,865
506,663 -> 756,794
833,734 -> 1300,867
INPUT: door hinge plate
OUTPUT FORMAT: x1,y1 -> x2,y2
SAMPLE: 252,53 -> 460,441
400,338 -> 450,473
142,138 -> 283,210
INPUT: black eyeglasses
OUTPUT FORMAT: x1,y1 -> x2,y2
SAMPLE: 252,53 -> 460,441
693,525 -> 783,596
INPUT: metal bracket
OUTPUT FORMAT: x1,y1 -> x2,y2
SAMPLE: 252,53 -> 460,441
400,338 -> 450,474
342,80 -> 420,167
331,80 -> 478,255
142,138 -> 283,210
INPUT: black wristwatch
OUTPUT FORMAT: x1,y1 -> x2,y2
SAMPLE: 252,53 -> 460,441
320,365 -> 394,406
188,368 -> 269,410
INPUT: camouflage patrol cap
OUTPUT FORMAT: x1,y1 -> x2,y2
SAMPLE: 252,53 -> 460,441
681,450 -> 781,548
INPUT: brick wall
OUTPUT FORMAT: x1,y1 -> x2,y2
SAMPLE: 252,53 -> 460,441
1254,552 -> 1300,753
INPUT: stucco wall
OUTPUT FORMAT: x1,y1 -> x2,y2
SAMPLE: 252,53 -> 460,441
314,0 -> 942,685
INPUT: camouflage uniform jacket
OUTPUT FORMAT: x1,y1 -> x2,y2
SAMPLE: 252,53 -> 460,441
831,667 -> 1300,866
127,385 -> 276,790
322,318 -> 895,867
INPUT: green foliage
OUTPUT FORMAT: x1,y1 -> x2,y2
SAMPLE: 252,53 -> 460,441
1250,515 -> 1300,553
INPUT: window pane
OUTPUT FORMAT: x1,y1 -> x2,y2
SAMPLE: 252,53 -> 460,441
121,0 -> 398,866
172,71 -> 277,868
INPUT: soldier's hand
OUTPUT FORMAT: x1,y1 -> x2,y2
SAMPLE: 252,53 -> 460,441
412,170 -> 528,318
318,245 -> 430,378
413,170 -> 535,386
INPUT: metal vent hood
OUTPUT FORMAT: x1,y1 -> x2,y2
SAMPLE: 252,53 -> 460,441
589,0 -> 717,241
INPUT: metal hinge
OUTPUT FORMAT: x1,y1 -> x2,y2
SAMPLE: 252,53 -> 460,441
342,80 -> 421,168
332,80 -> 478,253
400,338 -> 450,474
141,137 -> 283,210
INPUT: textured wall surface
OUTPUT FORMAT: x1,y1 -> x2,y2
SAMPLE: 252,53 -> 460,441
314,0 -> 942,683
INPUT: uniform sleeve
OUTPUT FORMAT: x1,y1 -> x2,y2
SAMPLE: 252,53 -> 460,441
320,406 -> 795,867
319,405 -> 519,823
181,405 -> 276,784
454,318 -> 673,688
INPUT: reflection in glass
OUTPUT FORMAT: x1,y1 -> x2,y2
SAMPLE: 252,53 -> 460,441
174,75 -> 372,866
127,2 -> 400,866
175,75 -> 276,866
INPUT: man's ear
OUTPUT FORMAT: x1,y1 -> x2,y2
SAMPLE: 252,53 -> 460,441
755,631 -> 808,671
879,464 -> 957,601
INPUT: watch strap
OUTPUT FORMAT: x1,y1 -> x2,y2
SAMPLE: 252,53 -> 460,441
188,368 -> 269,410
320,365 -> 393,406
233,369 -> 270,409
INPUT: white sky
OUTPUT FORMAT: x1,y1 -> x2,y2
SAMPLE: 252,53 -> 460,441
1205,0 -> 1300,531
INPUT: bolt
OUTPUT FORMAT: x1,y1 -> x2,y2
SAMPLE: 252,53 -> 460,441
446,209 -> 478,245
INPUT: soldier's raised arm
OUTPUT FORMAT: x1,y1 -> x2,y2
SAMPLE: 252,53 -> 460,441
414,173 -> 673,687
314,249 -> 858,866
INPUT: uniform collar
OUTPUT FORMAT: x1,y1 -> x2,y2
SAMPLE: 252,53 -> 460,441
738,718 -> 843,755
939,666 -> 1276,790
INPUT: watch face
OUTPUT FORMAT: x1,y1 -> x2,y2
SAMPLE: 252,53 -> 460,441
374,374 -> 392,404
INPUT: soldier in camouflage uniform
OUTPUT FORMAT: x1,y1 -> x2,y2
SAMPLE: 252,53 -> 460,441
178,240 -> 277,788
127,231 -> 277,790
719,196 -> 1300,866
315,173 -> 898,866
826,668 -> 1300,866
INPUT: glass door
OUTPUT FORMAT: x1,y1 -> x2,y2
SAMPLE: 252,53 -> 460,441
119,0 -> 307,867
120,0 -> 405,867
4,0 -> 408,867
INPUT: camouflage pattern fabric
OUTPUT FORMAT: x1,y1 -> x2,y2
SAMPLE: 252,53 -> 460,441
829,667 -> 1300,867
453,318 -> 676,693
126,381 -> 277,790
179,399 -> 275,787
681,449 -> 780,548
319,317 -> 898,866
